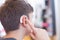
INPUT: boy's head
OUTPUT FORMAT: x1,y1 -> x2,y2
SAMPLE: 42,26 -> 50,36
0,0 -> 33,33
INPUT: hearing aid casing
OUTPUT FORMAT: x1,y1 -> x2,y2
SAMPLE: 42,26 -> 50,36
20,15 -> 28,23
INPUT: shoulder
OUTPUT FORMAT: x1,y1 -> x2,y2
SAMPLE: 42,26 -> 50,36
37,28 -> 50,40
0,38 -> 4,40
0,38 -> 16,40
36,28 -> 48,33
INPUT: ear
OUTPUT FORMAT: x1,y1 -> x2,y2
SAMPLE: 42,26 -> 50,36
20,15 -> 28,26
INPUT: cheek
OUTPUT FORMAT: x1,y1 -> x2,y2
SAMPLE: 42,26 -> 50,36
29,18 -> 31,21
28,12 -> 33,23
29,16 -> 32,22
29,15 -> 33,22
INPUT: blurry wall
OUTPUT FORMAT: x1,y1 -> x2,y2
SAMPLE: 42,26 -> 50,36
54,0 -> 60,40
0,0 -> 5,7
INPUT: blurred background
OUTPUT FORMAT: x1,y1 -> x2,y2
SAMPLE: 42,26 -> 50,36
0,0 -> 60,40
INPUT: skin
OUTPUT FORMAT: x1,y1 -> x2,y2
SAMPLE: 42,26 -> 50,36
3,12 -> 50,40
25,16 -> 50,40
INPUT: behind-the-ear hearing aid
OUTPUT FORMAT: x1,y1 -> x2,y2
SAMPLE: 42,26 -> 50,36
20,16 -> 23,23
20,15 -> 34,34
20,15 -> 28,24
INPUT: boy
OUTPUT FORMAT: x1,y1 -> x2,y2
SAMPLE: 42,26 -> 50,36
0,0 -> 50,40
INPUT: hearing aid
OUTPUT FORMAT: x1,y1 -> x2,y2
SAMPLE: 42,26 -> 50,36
20,15 -> 28,23
20,15 -> 33,33
20,16 -> 23,23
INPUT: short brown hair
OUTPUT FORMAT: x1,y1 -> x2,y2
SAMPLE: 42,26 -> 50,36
0,0 -> 33,33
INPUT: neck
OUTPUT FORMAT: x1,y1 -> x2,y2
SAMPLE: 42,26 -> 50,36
4,26 -> 26,40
